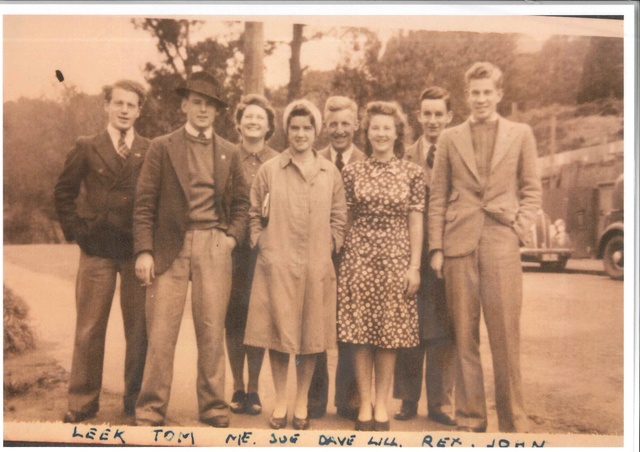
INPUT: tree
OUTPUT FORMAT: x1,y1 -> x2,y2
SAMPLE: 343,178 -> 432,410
577,37 -> 624,104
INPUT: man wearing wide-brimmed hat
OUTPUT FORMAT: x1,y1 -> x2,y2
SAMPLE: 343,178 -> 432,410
133,71 -> 249,428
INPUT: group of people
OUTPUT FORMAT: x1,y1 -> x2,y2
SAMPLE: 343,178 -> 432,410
54,60 -> 541,434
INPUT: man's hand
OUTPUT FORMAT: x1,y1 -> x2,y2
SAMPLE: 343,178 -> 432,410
135,252 -> 155,286
225,235 -> 237,251
430,250 -> 444,279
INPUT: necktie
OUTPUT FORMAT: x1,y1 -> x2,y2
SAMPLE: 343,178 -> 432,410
117,131 -> 130,160
335,150 -> 344,172
426,144 -> 436,169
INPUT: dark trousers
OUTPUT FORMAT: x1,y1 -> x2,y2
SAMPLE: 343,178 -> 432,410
393,339 -> 455,417
308,342 -> 359,412
68,250 -> 147,414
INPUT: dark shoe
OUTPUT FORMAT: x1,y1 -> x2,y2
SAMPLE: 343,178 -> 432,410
355,418 -> 375,431
245,392 -> 262,415
337,406 -> 359,421
394,401 -> 417,421
428,411 -> 456,426
269,410 -> 288,429
135,419 -> 164,427
308,404 -> 326,419
292,415 -> 310,430
200,415 -> 230,428
456,425 -> 486,433
374,420 -> 390,431
63,410 -> 96,423
230,390 -> 246,414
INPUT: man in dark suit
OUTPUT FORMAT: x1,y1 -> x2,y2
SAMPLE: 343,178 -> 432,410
54,80 -> 150,423
429,62 -> 541,433
309,96 -> 366,420
133,71 -> 249,428
393,86 -> 456,426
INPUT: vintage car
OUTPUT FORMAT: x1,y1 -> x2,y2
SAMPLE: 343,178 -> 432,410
520,209 -> 573,272
597,174 -> 623,280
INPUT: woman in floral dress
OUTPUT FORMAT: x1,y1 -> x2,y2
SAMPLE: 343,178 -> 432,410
337,101 -> 425,432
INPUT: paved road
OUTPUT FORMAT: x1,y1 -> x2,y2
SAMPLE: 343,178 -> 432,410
3,244 -> 624,436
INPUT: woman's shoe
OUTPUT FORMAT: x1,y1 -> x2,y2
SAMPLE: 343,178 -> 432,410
245,392 -> 262,416
355,419 -> 375,431
269,410 -> 288,429
374,419 -> 390,431
292,415 -> 310,430
230,390 -> 246,414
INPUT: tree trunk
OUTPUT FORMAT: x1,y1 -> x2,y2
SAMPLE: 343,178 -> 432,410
244,22 -> 264,95
287,24 -> 304,102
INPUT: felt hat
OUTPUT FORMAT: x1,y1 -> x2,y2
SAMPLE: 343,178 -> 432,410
176,71 -> 228,109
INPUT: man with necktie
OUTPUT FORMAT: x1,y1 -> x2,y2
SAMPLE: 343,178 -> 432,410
54,80 -> 150,423
133,71 -> 249,428
429,63 -> 541,433
309,96 -> 366,420
393,86 -> 457,427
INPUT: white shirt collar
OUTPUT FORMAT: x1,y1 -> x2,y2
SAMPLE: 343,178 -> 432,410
329,143 -> 354,165
185,122 -> 213,139
107,124 -> 135,149
469,112 -> 499,123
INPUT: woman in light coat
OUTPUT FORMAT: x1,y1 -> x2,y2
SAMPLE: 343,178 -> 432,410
244,99 -> 347,430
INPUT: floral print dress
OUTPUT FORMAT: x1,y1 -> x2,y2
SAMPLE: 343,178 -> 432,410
337,156 -> 425,348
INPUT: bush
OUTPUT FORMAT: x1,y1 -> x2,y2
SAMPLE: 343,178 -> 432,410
3,286 -> 36,355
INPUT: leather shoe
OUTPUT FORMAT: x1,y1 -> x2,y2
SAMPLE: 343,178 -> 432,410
337,406 -> 358,421
374,420 -> 390,431
355,418 -> 375,431
63,410 -> 96,423
456,425 -> 486,433
135,419 -> 164,427
269,410 -> 288,429
394,401 -> 417,421
230,390 -> 246,414
200,415 -> 230,428
245,392 -> 262,415
428,411 -> 456,426
308,404 -> 326,419
292,415 -> 310,430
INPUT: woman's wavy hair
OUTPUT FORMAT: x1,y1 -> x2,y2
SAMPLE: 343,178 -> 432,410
362,101 -> 407,158
234,93 -> 277,141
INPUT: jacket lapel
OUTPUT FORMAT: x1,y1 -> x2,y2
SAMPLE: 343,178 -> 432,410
490,116 -> 517,171
93,130 -> 123,177
167,128 -> 191,199
450,120 -> 480,183
119,133 -> 147,179
214,135 -> 232,202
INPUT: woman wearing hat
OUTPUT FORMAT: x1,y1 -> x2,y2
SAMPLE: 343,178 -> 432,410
225,94 -> 279,417
243,99 -> 347,430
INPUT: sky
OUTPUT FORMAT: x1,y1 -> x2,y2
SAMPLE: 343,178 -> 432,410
1,4 -> 627,103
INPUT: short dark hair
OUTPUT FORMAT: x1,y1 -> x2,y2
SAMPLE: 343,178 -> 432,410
103,80 -> 146,107
419,86 -> 452,112
464,62 -> 503,90
362,101 -> 407,159
234,94 -> 277,141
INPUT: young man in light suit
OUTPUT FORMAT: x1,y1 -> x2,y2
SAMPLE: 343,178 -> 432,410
393,86 -> 456,427
133,71 -> 249,428
308,96 -> 366,420
54,80 -> 150,423
429,62 -> 541,433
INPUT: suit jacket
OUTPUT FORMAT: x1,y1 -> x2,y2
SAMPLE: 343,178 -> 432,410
405,138 -> 452,340
318,144 -> 366,169
133,126 -> 250,275
428,116 -> 542,258
54,130 -> 150,259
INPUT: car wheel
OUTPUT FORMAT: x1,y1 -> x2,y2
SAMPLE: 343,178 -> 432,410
603,235 -> 623,280
541,257 -> 568,272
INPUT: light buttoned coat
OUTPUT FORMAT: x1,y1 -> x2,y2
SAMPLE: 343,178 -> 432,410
244,149 -> 347,355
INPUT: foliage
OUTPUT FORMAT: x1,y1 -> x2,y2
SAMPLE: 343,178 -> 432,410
3,285 -> 36,356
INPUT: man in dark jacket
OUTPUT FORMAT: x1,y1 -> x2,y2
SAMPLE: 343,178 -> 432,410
133,71 -> 249,428
54,79 -> 150,423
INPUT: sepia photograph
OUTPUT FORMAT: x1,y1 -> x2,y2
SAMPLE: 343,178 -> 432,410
2,1 -> 637,448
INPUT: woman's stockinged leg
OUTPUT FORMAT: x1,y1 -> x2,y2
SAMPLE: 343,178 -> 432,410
373,347 -> 397,422
269,349 -> 290,418
353,344 -> 375,421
